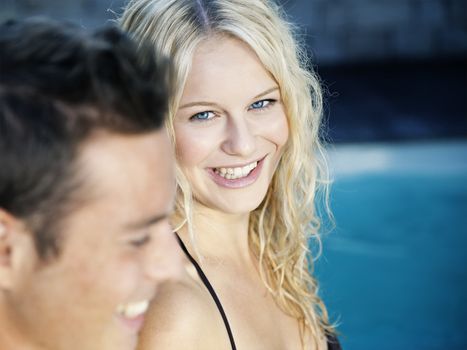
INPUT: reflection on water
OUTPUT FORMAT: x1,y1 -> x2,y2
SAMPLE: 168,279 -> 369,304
316,140 -> 467,350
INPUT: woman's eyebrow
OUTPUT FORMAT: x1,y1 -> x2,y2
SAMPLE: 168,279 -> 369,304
252,86 -> 279,100
179,101 -> 221,109
179,86 -> 279,110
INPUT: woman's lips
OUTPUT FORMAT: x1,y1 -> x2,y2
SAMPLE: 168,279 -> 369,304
208,157 -> 265,189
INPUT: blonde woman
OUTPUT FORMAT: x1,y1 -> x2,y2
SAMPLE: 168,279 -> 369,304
120,0 -> 340,349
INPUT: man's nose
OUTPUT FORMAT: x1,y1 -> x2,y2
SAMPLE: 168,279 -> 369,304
143,227 -> 184,284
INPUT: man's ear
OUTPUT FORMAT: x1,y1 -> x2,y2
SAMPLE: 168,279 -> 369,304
0,209 -> 34,290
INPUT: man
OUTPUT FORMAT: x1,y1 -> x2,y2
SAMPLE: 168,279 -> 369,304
0,18 -> 182,349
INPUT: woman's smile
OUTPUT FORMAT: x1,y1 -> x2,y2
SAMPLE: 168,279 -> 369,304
207,155 -> 267,189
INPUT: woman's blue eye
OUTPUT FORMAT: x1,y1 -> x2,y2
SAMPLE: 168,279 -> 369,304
190,111 -> 214,121
249,99 -> 274,110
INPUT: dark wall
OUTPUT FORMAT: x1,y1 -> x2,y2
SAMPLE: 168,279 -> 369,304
2,0 -> 466,143
318,58 -> 467,143
0,0 -> 126,28
3,0 -> 466,64
281,0 -> 467,64
277,0 -> 467,142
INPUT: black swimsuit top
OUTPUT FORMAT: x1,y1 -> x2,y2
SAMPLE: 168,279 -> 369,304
176,234 -> 341,350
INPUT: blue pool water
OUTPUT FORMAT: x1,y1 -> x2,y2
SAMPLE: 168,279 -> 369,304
316,141 -> 467,350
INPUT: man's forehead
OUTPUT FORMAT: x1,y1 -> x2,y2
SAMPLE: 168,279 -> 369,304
73,130 -> 174,219
78,130 -> 167,180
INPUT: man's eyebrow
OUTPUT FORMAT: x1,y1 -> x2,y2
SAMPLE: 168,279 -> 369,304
124,213 -> 168,230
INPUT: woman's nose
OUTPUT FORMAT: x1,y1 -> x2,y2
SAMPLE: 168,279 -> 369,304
221,115 -> 256,157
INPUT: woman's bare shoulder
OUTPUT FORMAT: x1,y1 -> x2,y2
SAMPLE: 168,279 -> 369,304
137,273 -> 227,350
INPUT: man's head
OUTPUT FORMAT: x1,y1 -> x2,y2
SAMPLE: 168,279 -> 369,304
0,18 -> 182,350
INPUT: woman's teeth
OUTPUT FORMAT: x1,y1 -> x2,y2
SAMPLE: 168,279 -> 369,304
214,161 -> 258,180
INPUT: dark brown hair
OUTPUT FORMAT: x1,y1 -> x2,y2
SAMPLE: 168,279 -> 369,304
0,18 -> 171,259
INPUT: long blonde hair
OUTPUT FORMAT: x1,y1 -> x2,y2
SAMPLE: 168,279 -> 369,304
120,0 -> 335,346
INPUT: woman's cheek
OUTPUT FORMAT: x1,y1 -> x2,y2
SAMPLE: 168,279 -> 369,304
265,110 -> 289,150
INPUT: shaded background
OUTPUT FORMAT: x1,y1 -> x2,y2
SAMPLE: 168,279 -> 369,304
1,1 -> 466,349
2,0 -> 466,143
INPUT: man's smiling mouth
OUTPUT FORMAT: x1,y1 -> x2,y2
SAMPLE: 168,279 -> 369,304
116,299 -> 149,319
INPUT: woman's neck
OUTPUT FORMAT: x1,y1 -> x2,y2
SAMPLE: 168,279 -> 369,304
177,203 -> 253,267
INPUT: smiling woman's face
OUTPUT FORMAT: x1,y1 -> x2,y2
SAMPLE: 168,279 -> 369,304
174,36 -> 289,215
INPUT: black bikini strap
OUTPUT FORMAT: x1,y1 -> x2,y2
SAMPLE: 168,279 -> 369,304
175,233 -> 237,350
